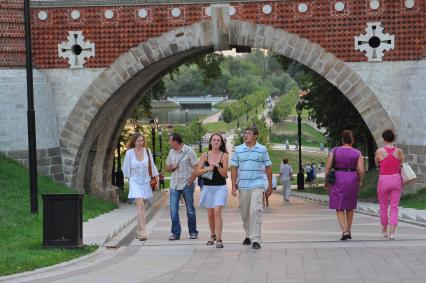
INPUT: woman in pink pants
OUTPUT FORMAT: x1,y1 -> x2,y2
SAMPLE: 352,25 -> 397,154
375,129 -> 404,240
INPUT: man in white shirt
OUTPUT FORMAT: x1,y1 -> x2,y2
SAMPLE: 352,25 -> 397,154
279,159 -> 293,202
166,133 -> 198,241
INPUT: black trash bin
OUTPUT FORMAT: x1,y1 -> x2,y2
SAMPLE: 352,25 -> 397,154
42,194 -> 83,248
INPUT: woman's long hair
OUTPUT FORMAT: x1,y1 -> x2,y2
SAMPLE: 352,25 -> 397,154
126,132 -> 145,149
208,133 -> 227,153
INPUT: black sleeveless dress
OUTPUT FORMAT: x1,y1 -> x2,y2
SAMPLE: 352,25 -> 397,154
198,152 -> 228,208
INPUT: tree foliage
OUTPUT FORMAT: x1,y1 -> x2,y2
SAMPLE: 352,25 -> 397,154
274,56 -> 377,169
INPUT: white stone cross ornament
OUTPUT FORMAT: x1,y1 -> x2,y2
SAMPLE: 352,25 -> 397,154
354,22 -> 394,62
58,31 -> 95,68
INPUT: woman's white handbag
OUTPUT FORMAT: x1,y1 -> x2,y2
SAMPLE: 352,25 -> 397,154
401,162 -> 416,184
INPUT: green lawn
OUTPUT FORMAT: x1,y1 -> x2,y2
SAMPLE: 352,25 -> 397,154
0,154 -> 117,276
204,105 -> 266,133
271,121 -> 326,148
269,149 -> 327,174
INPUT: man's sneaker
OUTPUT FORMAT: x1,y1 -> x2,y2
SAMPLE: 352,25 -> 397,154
190,233 -> 198,239
243,237 -> 251,245
252,242 -> 261,249
168,234 -> 180,241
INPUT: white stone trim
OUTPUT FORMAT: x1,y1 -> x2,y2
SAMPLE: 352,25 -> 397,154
334,2 -> 345,12
38,11 -> 48,20
369,0 -> 380,10
104,9 -> 114,19
138,8 -> 148,18
70,10 -> 80,20
262,4 -> 272,15
58,31 -> 95,68
298,3 -> 308,13
354,22 -> 394,62
405,0 -> 415,9
171,7 -> 181,17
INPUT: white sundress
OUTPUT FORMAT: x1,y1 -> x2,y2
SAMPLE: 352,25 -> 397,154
123,148 -> 158,200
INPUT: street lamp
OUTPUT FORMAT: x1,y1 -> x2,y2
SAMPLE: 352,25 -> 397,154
185,108 -> 189,126
296,99 -> 304,190
239,127 -> 244,144
236,104 -> 240,129
158,127 -> 163,170
244,100 -> 249,122
197,119 -> 203,153
149,118 -> 156,163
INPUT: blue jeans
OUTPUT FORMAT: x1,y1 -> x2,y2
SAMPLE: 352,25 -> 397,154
170,184 -> 198,237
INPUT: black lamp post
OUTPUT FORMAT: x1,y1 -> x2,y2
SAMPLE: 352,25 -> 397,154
185,109 -> 189,126
296,99 -> 304,190
236,104 -> 240,129
197,119 -> 203,153
149,118 -> 156,163
239,127 -> 243,144
244,100 -> 249,122
115,139 -> 124,189
24,0 -> 38,214
158,127 -> 163,170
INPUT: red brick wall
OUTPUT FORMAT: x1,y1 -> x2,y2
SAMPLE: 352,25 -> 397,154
0,0 -> 25,67
1,1 -> 425,68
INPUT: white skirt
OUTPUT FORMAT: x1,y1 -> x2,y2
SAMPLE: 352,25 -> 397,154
199,185 -> 228,208
128,179 -> 153,200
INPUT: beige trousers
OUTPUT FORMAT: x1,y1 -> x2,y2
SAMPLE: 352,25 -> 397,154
239,188 -> 264,243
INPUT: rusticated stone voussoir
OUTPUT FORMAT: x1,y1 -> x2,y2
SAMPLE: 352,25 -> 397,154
58,20 -> 398,193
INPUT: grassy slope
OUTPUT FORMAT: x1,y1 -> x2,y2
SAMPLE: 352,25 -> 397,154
0,154 -> 117,275
269,149 -> 327,174
271,121 -> 326,148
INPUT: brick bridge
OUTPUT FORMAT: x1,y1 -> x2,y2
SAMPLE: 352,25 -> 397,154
1,0 -> 425,200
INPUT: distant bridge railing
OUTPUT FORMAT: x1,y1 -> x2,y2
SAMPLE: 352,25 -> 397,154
167,95 -> 226,106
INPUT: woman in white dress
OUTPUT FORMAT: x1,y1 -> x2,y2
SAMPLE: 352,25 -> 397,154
123,133 -> 159,241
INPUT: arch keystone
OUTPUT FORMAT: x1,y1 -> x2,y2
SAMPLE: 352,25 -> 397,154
211,4 -> 231,51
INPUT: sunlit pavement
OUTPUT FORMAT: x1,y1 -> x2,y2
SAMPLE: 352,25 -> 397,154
5,186 -> 426,283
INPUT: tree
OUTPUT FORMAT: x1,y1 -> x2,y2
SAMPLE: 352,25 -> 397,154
222,106 -> 233,129
274,55 -> 377,170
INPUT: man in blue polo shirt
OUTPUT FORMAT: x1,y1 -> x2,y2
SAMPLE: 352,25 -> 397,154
231,126 -> 272,249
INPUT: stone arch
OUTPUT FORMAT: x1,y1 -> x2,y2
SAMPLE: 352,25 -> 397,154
60,20 -> 396,198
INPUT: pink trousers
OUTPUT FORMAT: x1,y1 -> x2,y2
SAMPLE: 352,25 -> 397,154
377,174 -> 402,226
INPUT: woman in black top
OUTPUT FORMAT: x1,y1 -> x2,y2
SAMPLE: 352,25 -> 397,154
196,134 -> 229,248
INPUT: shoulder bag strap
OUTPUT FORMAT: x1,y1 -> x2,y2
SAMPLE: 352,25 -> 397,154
147,148 -> 153,178
176,148 -> 190,166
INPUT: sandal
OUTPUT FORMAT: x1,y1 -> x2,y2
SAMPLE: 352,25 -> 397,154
216,240 -> 224,248
136,234 -> 147,241
206,235 -> 217,245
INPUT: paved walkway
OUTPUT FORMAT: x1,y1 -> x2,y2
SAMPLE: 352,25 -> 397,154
4,186 -> 426,283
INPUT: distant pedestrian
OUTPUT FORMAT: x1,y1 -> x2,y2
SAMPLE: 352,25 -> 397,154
375,129 -> 404,240
231,126 -> 272,249
305,163 -> 313,185
285,139 -> 290,150
159,169 -> 165,190
320,142 -> 325,152
279,159 -> 293,202
166,133 -> 199,241
122,133 -> 159,241
196,133 -> 229,248
325,130 -> 365,241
